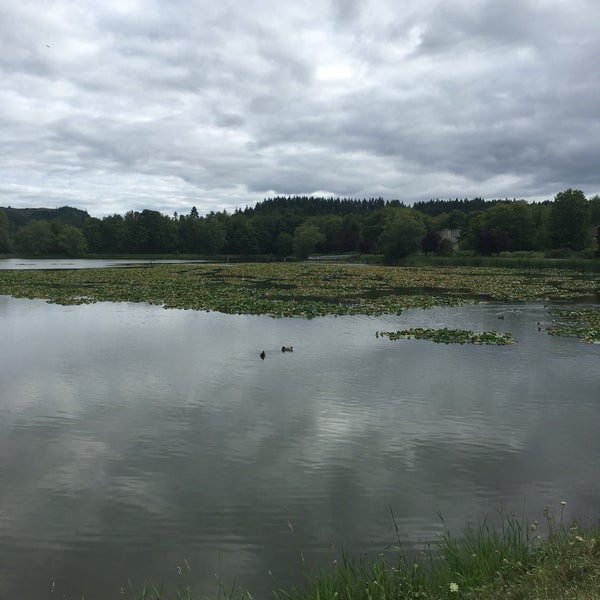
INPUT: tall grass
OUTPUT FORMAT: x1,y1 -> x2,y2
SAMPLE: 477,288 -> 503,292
270,509 -> 599,600
125,507 -> 600,600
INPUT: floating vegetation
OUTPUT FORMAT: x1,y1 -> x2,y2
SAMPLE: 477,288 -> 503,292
377,327 -> 516,345
546,308 -> 600,343
0,263 -> 598,319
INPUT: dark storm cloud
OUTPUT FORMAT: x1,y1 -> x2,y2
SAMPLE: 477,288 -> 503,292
0,0 -> 599,217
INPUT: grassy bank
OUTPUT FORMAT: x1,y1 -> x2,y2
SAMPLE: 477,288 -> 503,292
127,510 -> 599,600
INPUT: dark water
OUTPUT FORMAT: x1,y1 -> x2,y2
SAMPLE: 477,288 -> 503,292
0,296 -> 599,599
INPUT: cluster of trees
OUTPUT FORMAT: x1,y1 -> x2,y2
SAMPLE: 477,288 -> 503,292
0,209 -> 89,257
1,189 -> 599,261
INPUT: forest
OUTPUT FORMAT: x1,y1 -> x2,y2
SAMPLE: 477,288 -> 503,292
1,189 -> 599,261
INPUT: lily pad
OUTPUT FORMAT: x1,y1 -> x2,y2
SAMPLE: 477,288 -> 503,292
0,263 -> 597,319
376,328 -> 516,345
546,308 -> 600,343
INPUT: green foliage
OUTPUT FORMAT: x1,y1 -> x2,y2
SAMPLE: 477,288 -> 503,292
270,510 -> 600,600
438,238 -> 455,256
339,214 -> 362,252
421,229 -> 443,255
81,217 -> 104,252
0,263 -> 597,318
0,208 -> 10,252
461,201 -> 535,255
433,512 -> 531,593
440,209 -> 467,230
249,195 -> 390,217
124,209 -> 178,253
413,196 -> 498,216
82,215 -> 114,253
529,202 -> 552,250
56,223 -> 89,257
481,201 -> 534,252
13,220 -> 56,255
549,189 -> 590,251
2,189 -> 598,258
303,214 -> 343,253
203,216 -> 226,254
12,220 -> 89,256
82,506 -> 600,600
275,231 -> 294,256
224,213 -> 260,254
120,511 -> 600,599
546,308 -> 600,343
590,195 -> 600,250
293,224 -> 326,259
377,328 -> 516,345
379,209 -> 426,262
2,205 -> 89,228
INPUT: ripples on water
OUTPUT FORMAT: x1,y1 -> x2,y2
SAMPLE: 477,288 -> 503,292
0,296 -> 599,599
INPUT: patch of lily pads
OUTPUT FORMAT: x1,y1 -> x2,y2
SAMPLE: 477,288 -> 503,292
0,263 -> 598,320
546,308 -> 600,343
376,327 -> 516,345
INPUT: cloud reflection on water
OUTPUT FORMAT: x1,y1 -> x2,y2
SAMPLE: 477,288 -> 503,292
0,296 -> 598,598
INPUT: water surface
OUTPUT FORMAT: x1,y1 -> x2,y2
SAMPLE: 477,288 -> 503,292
0,258 -> 210,270
0,296 -> 598,599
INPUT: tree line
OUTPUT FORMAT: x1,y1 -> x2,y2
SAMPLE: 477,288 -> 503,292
1,189 -> 599,261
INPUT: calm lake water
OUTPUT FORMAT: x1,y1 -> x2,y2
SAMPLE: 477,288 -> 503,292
0,258 -> 209,270
0,294 -> 599,599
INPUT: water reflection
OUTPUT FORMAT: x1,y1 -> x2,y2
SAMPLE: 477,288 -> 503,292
0,296 -> 598,599
0,258 -> 210,270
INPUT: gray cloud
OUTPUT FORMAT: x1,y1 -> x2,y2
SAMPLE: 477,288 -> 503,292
1,0 -> 599,217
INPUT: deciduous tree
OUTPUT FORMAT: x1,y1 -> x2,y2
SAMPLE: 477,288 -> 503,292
549,189 -> 590,251
293,224 -> 325,259
379,209 -> 426,262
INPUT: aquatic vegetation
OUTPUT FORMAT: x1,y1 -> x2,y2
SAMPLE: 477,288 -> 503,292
377,327 -> 516,345
0,263 -> 598,318
123,508 -> 600,600
546,308 -> 600,343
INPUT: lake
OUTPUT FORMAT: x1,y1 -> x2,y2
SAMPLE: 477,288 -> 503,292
0,258 -> 210,270
0,294 -> 599,599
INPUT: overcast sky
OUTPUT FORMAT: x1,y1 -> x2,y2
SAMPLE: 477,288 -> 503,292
1,0 -> 599,218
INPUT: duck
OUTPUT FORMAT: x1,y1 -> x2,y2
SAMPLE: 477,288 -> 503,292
281,346 -> 294,352
260,351 -> 266,360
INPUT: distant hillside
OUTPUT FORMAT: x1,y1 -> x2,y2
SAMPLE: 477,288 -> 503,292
1,206 -> 90,228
